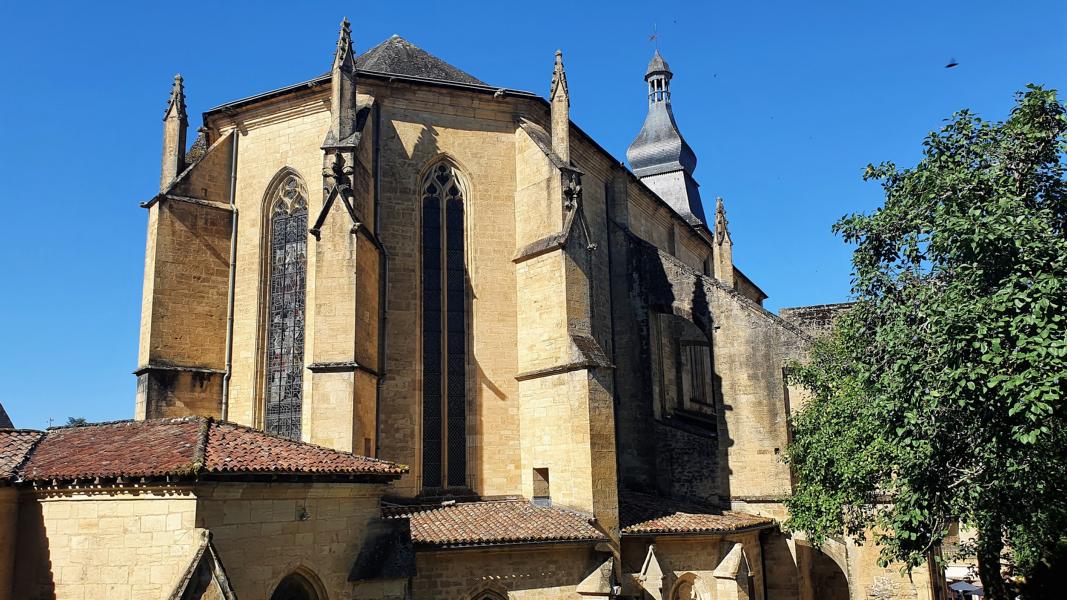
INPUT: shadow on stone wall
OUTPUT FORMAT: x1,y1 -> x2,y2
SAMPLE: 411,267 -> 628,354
614,234 -> 729,506
13,498 -> 56,599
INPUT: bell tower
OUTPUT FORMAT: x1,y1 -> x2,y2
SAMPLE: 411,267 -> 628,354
626,50 -> 707,226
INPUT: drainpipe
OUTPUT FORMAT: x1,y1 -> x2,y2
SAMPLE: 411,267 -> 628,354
373,103 -> 388,457
221,130 -> 239,422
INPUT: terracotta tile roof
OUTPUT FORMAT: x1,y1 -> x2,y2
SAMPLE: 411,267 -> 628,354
383,499 -> 607,548
17,417 -> 406,483
0,430 -> 44,481
620,493 -> 775,535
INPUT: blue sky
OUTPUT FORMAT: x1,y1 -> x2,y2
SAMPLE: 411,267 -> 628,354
1,1 -> 1064,429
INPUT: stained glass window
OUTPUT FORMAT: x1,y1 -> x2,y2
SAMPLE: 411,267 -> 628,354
265,175 -> 308,440
421,163 -> 468,490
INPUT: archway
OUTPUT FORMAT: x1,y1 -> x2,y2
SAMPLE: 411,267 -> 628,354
270,571 -> 324,600
670,572 -> 712,600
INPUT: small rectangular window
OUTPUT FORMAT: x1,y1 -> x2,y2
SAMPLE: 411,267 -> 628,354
533,468 -> 551,506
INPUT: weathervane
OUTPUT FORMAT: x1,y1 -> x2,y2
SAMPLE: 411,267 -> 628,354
648,23 -> 659,48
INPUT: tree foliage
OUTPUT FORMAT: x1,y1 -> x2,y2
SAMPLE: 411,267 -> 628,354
784,86 -> 1067,599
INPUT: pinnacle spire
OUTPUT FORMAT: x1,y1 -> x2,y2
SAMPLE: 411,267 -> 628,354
713,197 -> 734,286
164,73 -> 187,121
550,50 -> 569,106
333,18 -> 356,73
550,49 -> 570,163
324,17 -> 359,150
715,197 -> 731,245
160,74 -> 189,191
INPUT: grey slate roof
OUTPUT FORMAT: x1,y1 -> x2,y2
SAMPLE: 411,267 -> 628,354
0,402 -> 12,429
354,35 -> 485,85
626,100 -> 698,178
646,49 -> 671,77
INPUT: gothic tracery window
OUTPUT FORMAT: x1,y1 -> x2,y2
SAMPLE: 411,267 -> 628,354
265,174 -> 308,440
421,162 -> 468,489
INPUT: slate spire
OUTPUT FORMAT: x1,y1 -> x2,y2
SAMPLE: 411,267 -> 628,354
626,50 -> 706,226
550,50 -> 570,163
160,74 -> 188,191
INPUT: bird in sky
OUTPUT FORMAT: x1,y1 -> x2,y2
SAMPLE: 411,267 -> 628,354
945,58 -> 959,68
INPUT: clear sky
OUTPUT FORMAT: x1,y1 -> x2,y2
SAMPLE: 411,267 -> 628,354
1,1 -> 1064,429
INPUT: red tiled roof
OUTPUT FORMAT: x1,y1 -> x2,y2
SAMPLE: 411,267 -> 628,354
384,500 -> 607,547
17,417 -> 406,483
0,430 -> 44,481
620,493 -> 775,535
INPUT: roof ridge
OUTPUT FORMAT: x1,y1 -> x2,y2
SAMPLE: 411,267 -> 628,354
209,418 -> 399,464
45,416 -> 204,431
191,417 -> 211,474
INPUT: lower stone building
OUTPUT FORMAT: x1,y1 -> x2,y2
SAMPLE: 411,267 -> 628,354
1,19 -> 947,600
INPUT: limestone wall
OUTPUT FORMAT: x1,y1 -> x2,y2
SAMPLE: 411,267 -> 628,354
135,369 -> 223,420
137,197 -> 232,372
373,82 -> 521,496
12,489 -> 200,600
411,545 -> 600,599
195,481 -> 385,598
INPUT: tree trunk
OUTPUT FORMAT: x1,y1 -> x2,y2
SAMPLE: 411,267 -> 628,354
976,525 -> 1008,600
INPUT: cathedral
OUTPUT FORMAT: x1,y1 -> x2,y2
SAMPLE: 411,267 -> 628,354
0,21 -> 945,600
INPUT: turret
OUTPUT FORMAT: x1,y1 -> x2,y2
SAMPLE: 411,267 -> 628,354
626,50 -> 706,226
550,50 -> 570,163
160,74 -> 188,191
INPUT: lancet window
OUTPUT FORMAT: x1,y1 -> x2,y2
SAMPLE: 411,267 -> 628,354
264,174 -> 308,440
421,162 -> 468,489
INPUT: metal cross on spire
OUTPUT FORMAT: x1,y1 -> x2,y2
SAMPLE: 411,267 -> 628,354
648,23 -> 659,48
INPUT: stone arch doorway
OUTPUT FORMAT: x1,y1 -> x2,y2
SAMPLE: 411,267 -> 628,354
270,570 -> 326,600
810,548 -> 849,600
670,572 -> 712,600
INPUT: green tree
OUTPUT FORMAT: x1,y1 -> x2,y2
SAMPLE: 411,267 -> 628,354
65,417 -> 87,426
784,86 -> 1067,600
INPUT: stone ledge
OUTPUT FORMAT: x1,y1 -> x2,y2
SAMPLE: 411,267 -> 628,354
133,364 -> 226,376
307,361 -> 380,377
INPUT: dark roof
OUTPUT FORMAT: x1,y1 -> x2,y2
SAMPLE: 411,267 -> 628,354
383,499 -> 607,548
620,493 -> 775,535
16,417 -> 406,483
646,49 -> 672,78
0,402 -> 12,429
626,99 -> 697,179
0,430 -> 43,481
354,35 -> 484,85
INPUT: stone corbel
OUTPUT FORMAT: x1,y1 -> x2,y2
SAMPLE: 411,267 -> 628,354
561,167 -> 597,252
310,151 -> 364,240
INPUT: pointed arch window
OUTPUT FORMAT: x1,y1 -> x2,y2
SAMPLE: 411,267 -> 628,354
265,174 -> 308,440
421,162 -> 468,489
